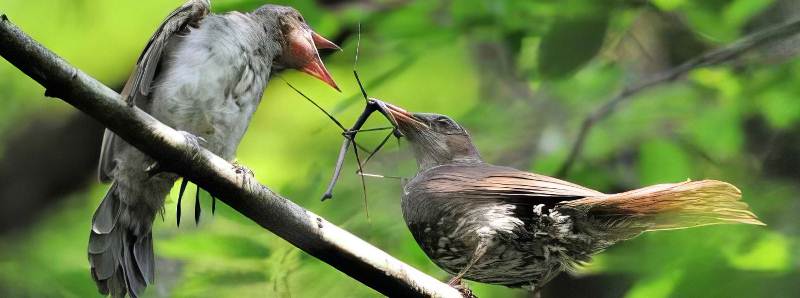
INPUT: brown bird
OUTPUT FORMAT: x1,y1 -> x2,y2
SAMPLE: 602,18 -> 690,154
384,107 -> 764,291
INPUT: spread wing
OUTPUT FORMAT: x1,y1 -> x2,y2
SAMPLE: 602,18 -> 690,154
413,164 -> 605,204
98,0 -> 211,183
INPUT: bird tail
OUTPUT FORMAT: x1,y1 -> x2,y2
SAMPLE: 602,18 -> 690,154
88,182 -> 154,298
561,180 -> 764,240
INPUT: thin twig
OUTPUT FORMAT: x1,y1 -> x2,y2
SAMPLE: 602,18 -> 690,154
556,16 -> 800,177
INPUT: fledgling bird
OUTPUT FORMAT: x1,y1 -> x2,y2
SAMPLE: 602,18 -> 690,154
385,107 -> 764,291
89,1 -> 340,297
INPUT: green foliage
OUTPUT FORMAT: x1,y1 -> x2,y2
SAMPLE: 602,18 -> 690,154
538,9 -> 610,79
1,0 -> 798,297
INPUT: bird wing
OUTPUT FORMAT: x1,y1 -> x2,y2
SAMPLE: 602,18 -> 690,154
415,163 -> 605,203
98,0 -> 211,183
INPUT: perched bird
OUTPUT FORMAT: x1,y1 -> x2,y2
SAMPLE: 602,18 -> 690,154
89,1 -> 340,297
385,107 -> 764,291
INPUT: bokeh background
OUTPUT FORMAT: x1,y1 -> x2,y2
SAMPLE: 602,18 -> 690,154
1,0 -> 798,297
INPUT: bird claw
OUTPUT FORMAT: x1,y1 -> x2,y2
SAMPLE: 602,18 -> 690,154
447,278 -> 476,298
232,161 -> 254,177
145,161 -> 161,177
232,161 -> 254,187
178,131 -> 205,159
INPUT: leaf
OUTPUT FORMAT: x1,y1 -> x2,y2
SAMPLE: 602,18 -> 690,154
760,88 -> 800,129
638,139 -> 693,185
727,232 -> 791,272
652,0 -> 687,11
537,11 -> 610,80
625,269 -> 684,298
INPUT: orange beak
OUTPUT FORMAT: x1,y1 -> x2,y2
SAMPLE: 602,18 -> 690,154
312,31 -> 341,50
286,28 -> 341,91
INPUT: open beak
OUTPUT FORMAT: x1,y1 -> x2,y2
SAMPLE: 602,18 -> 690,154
286,28 -> 341,91
312,31 -> 341,51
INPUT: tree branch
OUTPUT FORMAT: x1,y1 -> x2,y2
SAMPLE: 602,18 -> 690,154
556,16 -> 800,177
0,13 -> 461,298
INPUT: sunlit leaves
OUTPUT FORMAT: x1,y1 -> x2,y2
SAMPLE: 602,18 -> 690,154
759,87 -> 800,129
651,0 -> 687,11
625,269 -> 683,298
726,232 -> 791,272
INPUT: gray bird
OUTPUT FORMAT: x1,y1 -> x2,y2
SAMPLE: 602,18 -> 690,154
384,107 -> 764,291
89,1 -> 340,297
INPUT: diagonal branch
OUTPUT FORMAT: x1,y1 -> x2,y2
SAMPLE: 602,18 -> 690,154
556,16 -> 800,177
0,13 -> 460,298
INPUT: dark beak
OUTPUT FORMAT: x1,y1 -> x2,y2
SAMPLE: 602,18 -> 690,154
385,103 -> 427,130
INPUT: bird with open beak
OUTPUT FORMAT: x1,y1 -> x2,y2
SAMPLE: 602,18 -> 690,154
89,1 -> 340,297
385,107 -> 764,291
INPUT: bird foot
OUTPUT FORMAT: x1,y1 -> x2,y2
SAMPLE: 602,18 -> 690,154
178,130 -> 206,159
232,161 -> 254,187
145,161 -> 162,177
447,278 -> 477,298
232,161 -> 254,177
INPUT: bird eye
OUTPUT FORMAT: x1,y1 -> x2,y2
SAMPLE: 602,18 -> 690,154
297,15 -> 304,23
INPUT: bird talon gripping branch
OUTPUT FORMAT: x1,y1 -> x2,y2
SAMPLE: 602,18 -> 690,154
232,161 -> 254,177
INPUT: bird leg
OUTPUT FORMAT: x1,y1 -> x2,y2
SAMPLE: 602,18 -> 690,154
357,129 -> 394,170
194,184 -> 202,225
448,237 -> 490,286
172,131 -> 207,226
176,178 -> 189,227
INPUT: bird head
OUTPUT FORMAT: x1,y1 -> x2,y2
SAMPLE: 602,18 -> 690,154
386,105 -> 481,170
254,5 -> 340,91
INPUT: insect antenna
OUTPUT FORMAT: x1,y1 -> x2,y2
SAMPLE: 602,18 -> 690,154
284,79 -> 375,153
354,22 -> 369,103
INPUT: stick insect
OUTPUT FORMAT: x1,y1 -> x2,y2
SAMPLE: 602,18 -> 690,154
285,25 -> 410,218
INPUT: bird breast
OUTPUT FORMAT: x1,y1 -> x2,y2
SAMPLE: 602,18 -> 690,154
150,15 -> 273,160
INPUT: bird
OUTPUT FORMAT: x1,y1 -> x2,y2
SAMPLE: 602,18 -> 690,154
383,107 -> 764,291
88,1 -> 340,297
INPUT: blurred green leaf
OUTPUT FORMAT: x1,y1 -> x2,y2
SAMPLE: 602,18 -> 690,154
537,10 -> 610,80
723,0 -> 771,29
652,0 -> 687,11
159,233 -> 270,261
727,232 -> 791,272
625,269 -> 683,298
638,139 -> 692,185
759,88 -> 800,129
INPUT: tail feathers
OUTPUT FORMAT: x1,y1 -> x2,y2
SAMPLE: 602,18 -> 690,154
88,183 -> 154,298
563,180 -> 764,236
